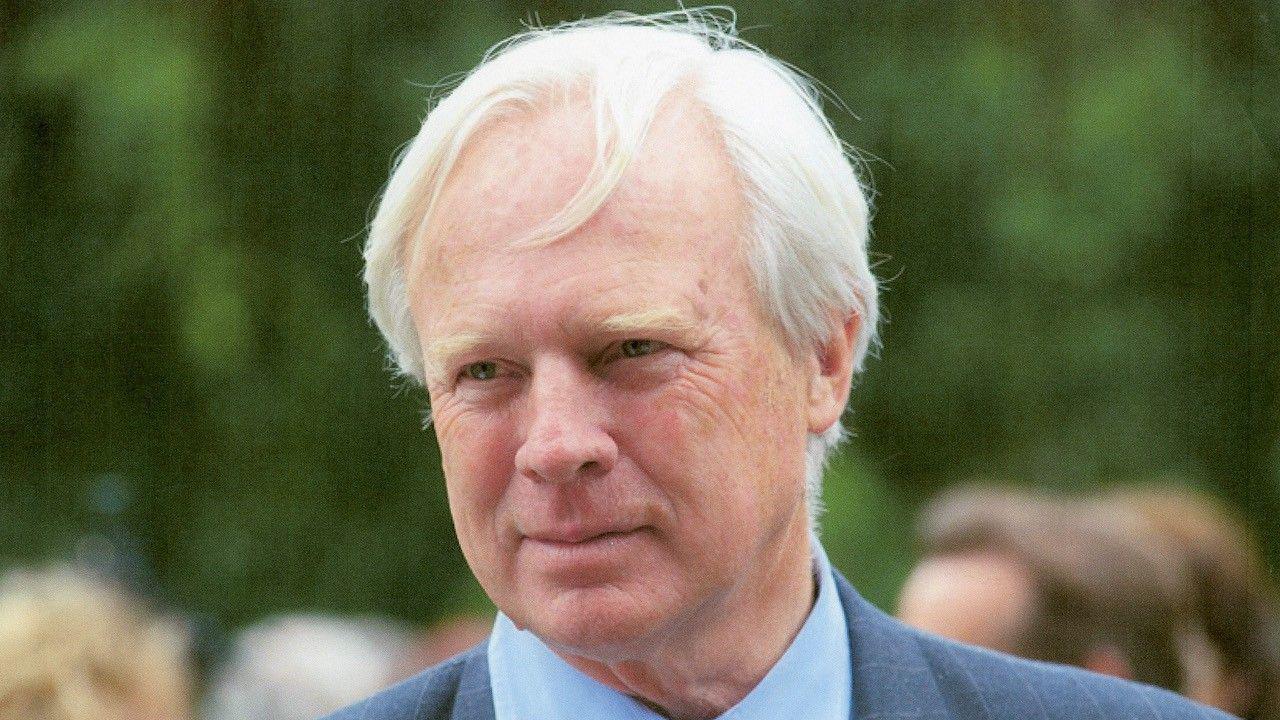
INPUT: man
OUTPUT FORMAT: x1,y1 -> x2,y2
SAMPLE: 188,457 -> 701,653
329,12 -> 1234,720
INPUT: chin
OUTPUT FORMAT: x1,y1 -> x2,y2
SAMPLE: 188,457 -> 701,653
518,584 -> 676,659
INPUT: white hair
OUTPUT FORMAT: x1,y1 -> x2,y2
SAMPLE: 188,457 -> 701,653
365,9 -> 878,522
203,615 -> 409,720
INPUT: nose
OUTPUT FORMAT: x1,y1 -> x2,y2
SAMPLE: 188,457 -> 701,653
514,360 -> 618,485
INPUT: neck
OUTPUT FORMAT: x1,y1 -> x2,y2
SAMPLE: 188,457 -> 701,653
555,521 -> 817,720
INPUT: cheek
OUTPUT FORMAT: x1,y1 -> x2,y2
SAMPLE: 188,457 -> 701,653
667,353 -> 807,506
669,348 -> 803,450
436,409 -> 526,596
435,406 -> 521,536
621,364 -> 782,515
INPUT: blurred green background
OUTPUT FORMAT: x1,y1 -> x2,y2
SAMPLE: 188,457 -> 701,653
2,0 -> 1277,643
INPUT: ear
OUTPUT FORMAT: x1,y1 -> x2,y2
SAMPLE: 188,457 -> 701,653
1081,644 -> 1134,681
806,313 -> 859,434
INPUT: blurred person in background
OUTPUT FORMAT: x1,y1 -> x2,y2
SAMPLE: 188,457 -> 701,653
0,565 -> 192,720
203,614 -> 410,720
1106,486 -> 1280,719
896,486 -> 1194,692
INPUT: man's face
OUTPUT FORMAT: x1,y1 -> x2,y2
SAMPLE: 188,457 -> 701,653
407,94 -> 817,658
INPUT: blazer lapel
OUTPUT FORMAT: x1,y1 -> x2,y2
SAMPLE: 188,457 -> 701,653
450,646 -> 496,720
835,571 -> 951,719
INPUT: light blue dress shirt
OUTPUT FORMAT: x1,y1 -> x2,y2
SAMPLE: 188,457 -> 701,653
487,538 -> 853,720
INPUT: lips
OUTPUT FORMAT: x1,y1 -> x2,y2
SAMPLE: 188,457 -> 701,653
518,525 -> 649,581
522,526 -> 641,545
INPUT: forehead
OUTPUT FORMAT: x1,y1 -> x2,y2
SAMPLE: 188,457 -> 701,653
407,90 -> 749,296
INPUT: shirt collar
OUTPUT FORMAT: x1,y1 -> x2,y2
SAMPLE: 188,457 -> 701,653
487,537 -> 852,720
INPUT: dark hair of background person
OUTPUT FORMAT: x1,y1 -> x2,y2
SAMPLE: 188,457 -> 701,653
909,486 -> 1192,692
1107,487 -> 1280,720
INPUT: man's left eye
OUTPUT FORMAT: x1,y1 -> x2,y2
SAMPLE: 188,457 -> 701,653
619,339 -> 658,358
463,361 -> 500,380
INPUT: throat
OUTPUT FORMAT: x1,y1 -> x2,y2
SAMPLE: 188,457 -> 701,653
555,556 -> 819,719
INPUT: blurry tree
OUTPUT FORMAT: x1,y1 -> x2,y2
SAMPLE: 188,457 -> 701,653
1,0 -> 1275,639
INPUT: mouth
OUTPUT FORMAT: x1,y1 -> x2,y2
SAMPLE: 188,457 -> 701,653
519,526 -> 650,573
523,527 -> 643,547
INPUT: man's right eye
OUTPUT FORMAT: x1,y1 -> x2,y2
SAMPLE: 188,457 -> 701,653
463,361 -> 499,381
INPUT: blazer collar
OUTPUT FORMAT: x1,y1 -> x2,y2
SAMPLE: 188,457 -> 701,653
834,570 -> 949,719
451,645 -> 496,720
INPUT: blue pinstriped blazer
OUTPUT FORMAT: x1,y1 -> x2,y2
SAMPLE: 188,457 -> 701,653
324,571 -> 1236,720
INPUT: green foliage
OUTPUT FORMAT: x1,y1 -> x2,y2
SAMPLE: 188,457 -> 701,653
2,0 -> 1275,637
821,449 -> 914,611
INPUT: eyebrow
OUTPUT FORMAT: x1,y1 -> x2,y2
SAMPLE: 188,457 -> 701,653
598,306 -> 697,335
422,331 -> 484,383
